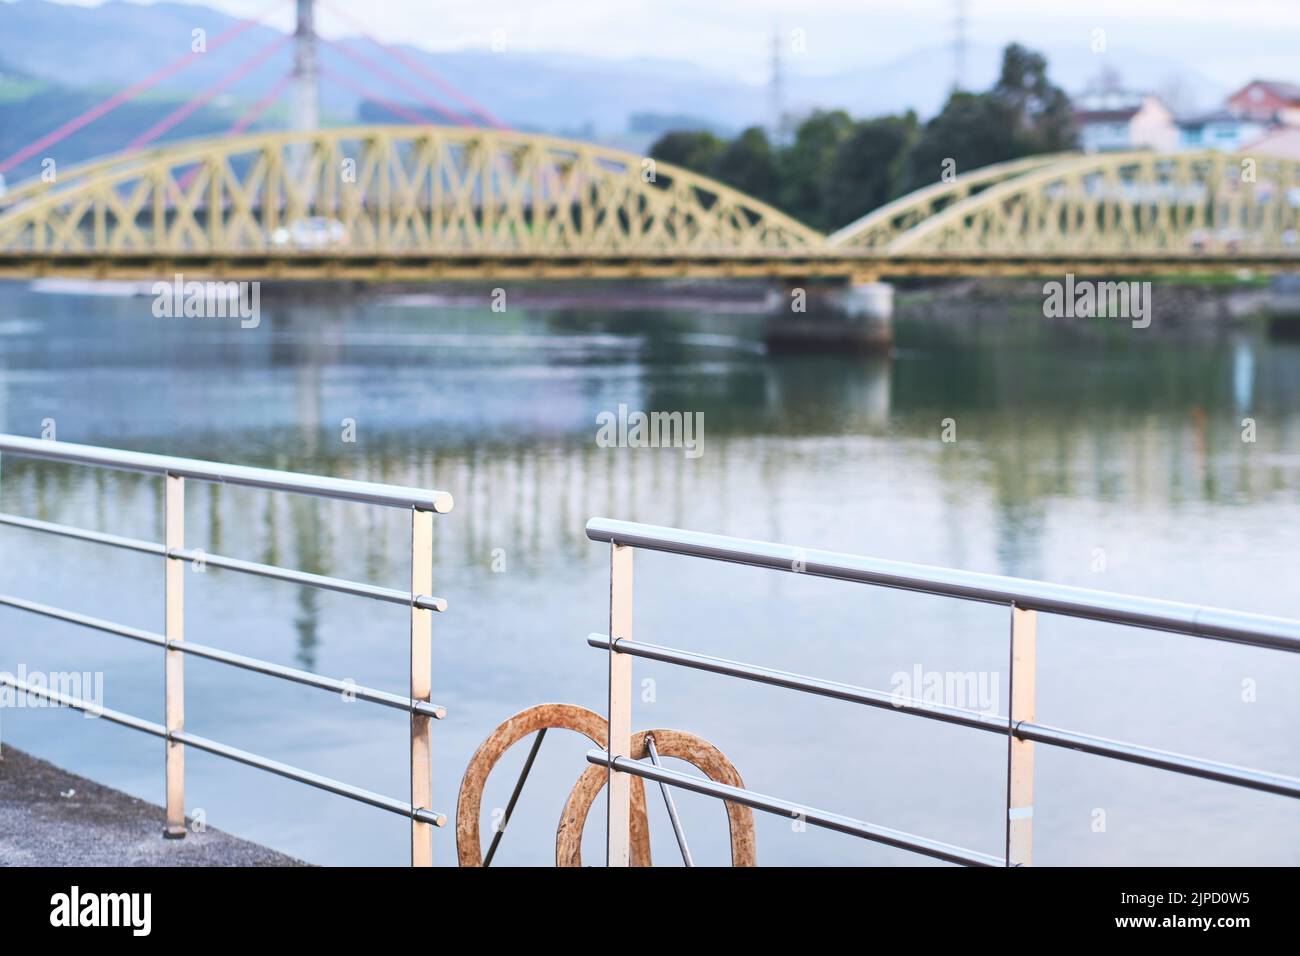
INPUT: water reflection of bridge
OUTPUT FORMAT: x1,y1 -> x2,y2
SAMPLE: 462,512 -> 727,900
2,339 -> 1293,669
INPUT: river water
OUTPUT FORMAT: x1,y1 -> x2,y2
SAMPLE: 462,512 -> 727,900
0,280 -> 1296,866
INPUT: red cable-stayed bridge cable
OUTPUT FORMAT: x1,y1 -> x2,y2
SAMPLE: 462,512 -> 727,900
0,0 -> 291,175
320,35 -> 472,126
173,71 -> 292,193
125,33 -> 292,152
316,0 -> 506,129
318,66 -> 430,126
229,72 -> 294,136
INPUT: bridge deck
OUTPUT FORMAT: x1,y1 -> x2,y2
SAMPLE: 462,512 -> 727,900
0,747 -> 304,866
5,251 -> 1300,281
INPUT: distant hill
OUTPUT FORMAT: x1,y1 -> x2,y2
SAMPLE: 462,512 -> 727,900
0,0 -> 1229,183
0,85 -> 242,184
0,0 -> 767,134
785,42 -> 1226,121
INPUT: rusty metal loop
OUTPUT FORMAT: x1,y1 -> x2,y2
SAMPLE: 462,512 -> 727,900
556,727 -> 756,866
454,703 -> 653,866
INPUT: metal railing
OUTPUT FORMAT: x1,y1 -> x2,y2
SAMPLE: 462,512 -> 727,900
0,434 -> 452,866
585,517 -> 1300,867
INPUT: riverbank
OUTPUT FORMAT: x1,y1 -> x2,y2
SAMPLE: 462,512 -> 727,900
19,274 -> 1279,333
894,277 -> 1273,333
0,747 -> 305,866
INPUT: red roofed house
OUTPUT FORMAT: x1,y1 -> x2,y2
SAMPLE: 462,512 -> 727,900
1227,81 -> 1300,160
1226,80 -> 1300,124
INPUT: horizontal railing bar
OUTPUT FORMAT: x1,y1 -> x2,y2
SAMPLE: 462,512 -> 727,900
0,674 -> 446,827
0,513 -> 446,612
0,673 -> 166,737
588,633 -> 1300,800
168,547 -> 448,613
1016,722 -> 1300,800
587,634 -> 1005,734
172,640 -> 447,720
0,592 -> 445,719
173,730 -> 446,827
585,750 -> 1003,867
586,518 -> 1300,652
0,592 -> 166,647
0,434 -> 453,513
0,512 -> 165,555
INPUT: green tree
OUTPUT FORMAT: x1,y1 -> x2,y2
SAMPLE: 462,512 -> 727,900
906,92 -> 1021,189
906,44 -> 1074,190
711,126 -> 781,205
778,110 -> 853,229
992,43 -> 1076,153
822,113 -> 919,229
648,130 -> 725,176
644,43 -> 1073,226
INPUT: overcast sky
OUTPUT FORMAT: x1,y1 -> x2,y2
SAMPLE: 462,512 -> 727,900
28,0 -> 1300,87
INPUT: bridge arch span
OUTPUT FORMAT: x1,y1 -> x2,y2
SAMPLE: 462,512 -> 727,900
5,139 -> 1300,275
826,153 -> 1071,252
0,125 -> 824,259
834,149 -> 1300,256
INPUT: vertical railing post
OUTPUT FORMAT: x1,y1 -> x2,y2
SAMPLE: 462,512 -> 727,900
606,541 -> 633,866
409,506 -> 434,867
1005,603 -> 1037,867
0,448 -> 4,763
163,472 -> 186,838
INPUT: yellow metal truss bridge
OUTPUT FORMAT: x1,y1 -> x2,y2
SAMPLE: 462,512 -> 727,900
2,126 -> 1299,280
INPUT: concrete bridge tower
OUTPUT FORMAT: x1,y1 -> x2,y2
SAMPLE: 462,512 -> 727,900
291,0 -> 319,133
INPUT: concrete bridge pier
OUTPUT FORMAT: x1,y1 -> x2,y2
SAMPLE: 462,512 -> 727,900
764,278 -> 894,354
1267,274 -> 1300,340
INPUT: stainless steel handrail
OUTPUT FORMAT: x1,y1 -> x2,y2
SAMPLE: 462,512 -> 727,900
0,675 -> 447,827
0,592 -> 445,720
167,547 -> 449,613
0,512 -> 165,555
587,634 -> 1007,733
586,517 -> 1300,652
587,517 -> 1300,868
588,634 -> 1300,799
0,434 -> 453,513
585,751 -> 1004,867
0,435 -> 453,864
0,512 -> 448,611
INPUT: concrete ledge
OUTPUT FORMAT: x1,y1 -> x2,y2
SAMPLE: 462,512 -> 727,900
0,747 -> 306,866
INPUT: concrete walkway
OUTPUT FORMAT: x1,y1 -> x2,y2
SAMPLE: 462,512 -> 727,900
0,747 -> 305,866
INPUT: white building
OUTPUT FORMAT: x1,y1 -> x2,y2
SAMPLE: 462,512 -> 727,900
1178,109 -> 1272,152
1074,92 -> 1179,153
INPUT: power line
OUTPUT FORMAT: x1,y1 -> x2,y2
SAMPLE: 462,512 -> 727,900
952,0 -> 969,93
769,24 -> 785,145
